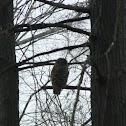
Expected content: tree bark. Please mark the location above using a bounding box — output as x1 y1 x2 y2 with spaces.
0 0 19 126
91 0 126 126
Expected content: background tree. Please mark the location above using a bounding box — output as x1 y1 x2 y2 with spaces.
90 0 126 126
0 0 19 126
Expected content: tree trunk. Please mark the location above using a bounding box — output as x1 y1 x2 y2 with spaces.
0 0 19 126
91 0 126 126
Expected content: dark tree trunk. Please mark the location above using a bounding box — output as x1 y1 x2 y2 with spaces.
91 0 126 126
0 0 19 126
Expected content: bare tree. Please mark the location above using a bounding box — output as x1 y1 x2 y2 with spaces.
15 1 91 126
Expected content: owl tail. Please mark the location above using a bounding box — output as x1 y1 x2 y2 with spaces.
53 87 61 95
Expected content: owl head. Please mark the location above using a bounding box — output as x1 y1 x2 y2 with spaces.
55 58 68 65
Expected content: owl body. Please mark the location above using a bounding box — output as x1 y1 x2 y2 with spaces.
51 58 69 95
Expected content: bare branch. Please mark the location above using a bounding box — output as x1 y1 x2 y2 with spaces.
35 85 90 91
16 27 66 46
71 57 89 126
18 42 89 67
12 22 90 35
36 0 90 13
16 12 87 45
81 118 91 126
18 61 90 71
19 83 90 122
54 16 90 24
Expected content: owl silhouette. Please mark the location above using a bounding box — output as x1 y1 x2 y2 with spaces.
51 58 69 95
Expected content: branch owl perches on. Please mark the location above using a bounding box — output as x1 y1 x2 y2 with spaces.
51 58 69 95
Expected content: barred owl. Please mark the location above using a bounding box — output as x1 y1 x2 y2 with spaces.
51 58 69 95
